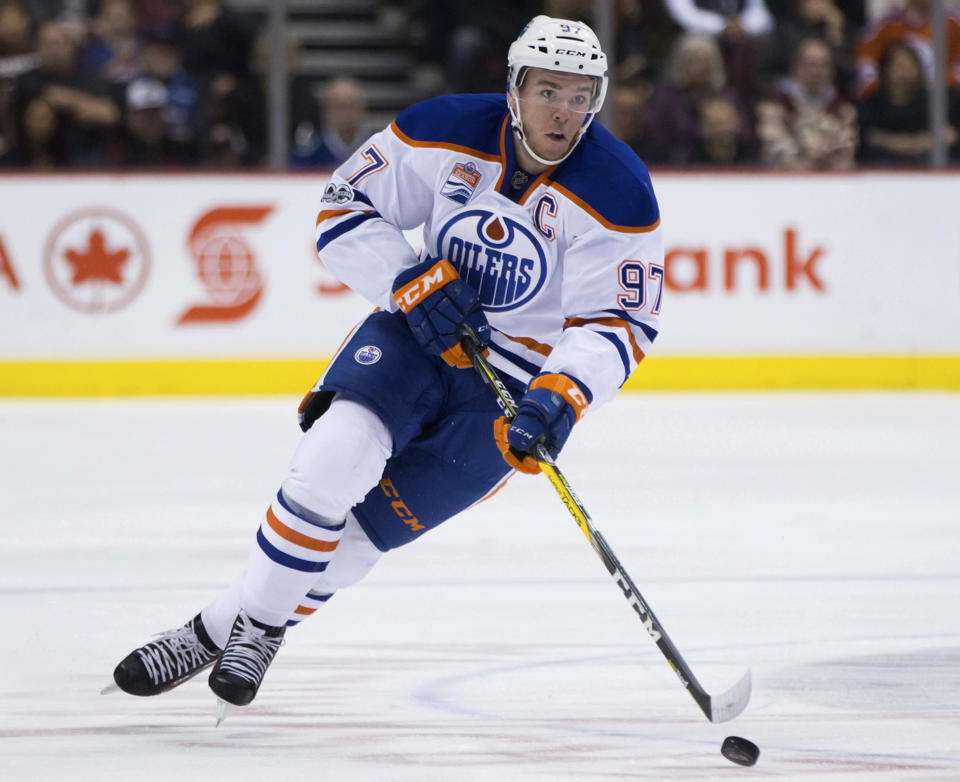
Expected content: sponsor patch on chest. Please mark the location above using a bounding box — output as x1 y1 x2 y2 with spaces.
440 162 482 204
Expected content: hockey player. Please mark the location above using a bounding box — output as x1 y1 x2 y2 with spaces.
111 15 664 712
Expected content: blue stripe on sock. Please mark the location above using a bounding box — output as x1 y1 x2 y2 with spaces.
275 489 346 531
305 591 333 603
256 528 330 573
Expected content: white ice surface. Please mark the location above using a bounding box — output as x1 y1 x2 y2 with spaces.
1 393 958 780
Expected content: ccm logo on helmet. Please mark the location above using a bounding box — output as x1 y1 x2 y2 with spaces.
555 49 586 57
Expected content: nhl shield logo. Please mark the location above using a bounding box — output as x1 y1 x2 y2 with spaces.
354 345 382 365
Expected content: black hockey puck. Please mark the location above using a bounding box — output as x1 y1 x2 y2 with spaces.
721 735 760 766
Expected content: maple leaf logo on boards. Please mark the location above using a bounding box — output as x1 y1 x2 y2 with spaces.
63 228 130 285
43 208 150 314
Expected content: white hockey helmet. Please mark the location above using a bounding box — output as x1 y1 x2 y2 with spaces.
506 15 609 165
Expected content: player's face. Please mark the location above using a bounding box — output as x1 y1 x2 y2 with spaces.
513 68 597 163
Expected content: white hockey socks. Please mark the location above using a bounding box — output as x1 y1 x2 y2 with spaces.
239 491 346 627
287 511 383 625
237 397 392 627
202 512 384 643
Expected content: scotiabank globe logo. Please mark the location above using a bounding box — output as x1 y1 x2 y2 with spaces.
43 208 150 314
178 206 273 324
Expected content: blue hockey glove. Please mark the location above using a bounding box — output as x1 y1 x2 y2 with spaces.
494 373 591 474
392 258 490 368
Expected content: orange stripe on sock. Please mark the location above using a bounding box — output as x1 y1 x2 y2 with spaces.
294 605 317 616
266 507 340 552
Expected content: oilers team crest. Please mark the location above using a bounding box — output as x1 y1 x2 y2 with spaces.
354 345 382 365
435 209 549 312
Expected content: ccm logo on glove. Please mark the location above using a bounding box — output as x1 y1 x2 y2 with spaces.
494 372 591 474
393 262 457 310
392 258 490 368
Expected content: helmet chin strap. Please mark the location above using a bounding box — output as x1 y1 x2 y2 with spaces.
508 93 593 168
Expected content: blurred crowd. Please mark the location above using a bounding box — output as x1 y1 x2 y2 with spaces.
1 0 958 170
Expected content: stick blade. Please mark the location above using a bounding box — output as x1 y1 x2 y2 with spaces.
707 668 752 723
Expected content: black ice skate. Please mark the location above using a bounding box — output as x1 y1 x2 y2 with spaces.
208 610 285 708
112 613 220 696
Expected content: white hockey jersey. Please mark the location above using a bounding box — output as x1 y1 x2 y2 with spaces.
315 93 663 409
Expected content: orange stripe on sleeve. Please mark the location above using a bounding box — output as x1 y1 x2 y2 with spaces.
546 181 661 234
497 330 554 357
266 507 340 552
316 208 353 227
564 316 646 366
390 120 502 161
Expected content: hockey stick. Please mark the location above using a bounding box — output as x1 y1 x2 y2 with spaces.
461 329 751 723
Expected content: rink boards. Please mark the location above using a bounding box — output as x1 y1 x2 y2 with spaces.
1 171 958 394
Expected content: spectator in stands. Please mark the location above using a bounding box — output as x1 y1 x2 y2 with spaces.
82 0 142 87
615 0 681 84
858 40 960 164
402 0 539 94
0 0 34 163
20 0 89 42
689 92 759 164
854 0 960 98
174 0 253 89
292 77 377 169
662 0 774 111
136 29 197 157
173 0 258 166
0 0 32 70
116 72 198 167
13 19 119 166
117 73 168 165
756 37 857 168
131 0 185 36
609 78 664 161
761 0 856 97
614 0 651 84
17 81 55 165
663 0 774 38
643 33 753 163
248 26 321 167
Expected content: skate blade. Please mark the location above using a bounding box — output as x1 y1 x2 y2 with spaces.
215 698 234 727
100 681 121 695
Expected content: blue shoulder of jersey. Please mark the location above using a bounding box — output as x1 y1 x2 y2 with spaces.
553 123 660 230
393 94 507 157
